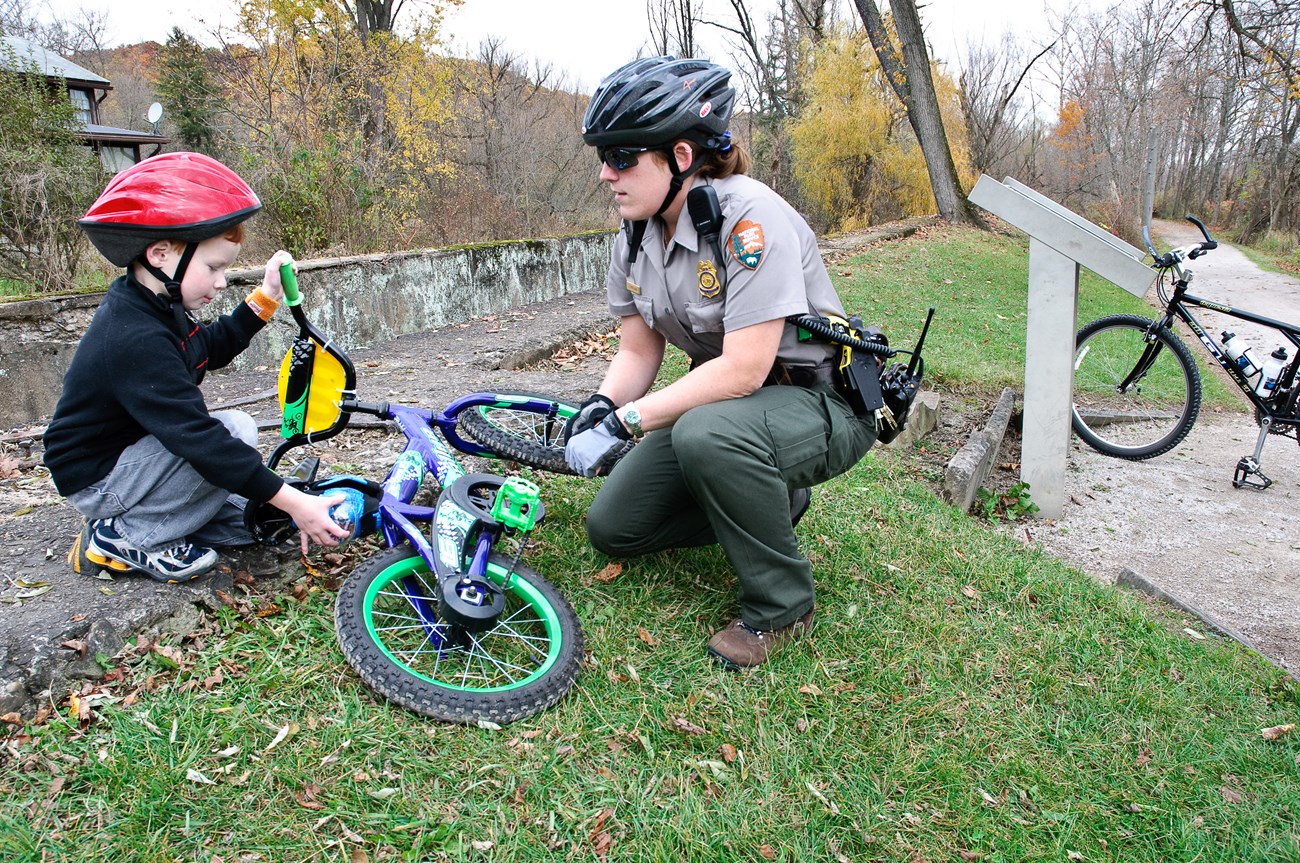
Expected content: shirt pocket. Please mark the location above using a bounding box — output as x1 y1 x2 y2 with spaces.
632 293 655 329
684 299 725 334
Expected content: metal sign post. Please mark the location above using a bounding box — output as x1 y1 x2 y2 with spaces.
968 176 1155 517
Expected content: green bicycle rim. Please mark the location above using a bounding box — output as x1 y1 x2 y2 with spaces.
361 553 565 693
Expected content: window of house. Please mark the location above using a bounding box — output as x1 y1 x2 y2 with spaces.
68 88 93 125
99 146 138 173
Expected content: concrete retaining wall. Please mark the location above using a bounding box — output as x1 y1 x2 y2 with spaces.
0 232 615 430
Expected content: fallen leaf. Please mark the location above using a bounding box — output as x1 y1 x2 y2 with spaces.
961 584 982 600
1262 723 1295 741
637 627 659 647
594 562 623 583
959 852 984 862
186 768 217 785
1066 852 1084 861
295 783 326 810
588 807 613 840
265 721 300 752
15 585 52 600
367 787 398 800
798 682 823 697
1220 786 1243 804
759 845 777 859
720 743 738 763
672 717 706 736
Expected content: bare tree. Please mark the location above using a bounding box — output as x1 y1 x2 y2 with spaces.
0 0 108 58
647 0 696 57
703 0 835 194
959 33 1055 181
853 0 983 226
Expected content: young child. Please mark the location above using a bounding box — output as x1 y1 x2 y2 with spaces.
43 152 348 583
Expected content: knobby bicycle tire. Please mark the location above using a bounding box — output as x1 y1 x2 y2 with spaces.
459 391 581 475
1071 314 1202 460
335 545 583 725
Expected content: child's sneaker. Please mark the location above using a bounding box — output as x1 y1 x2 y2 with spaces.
71 518 130 575
86 518 218 583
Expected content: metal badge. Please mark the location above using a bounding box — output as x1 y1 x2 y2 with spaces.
698 260 721 299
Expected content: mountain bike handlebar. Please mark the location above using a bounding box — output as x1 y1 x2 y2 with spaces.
1144 214 1219 269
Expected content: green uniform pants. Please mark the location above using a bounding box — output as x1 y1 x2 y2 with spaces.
586 384 877 630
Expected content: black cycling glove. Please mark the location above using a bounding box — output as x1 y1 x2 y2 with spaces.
564 393 616 440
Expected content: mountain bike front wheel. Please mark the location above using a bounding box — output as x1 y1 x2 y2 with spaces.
1071 314 1202 460
335 546 583 724
459 391 581 474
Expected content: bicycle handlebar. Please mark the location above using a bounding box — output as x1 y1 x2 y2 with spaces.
340 397 390 417
1145 215 1219 269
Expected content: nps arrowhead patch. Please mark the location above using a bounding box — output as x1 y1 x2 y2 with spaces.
729 219 765 269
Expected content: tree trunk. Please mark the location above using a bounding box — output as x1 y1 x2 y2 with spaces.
853 0 983 226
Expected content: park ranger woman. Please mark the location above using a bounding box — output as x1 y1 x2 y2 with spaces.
564 56 879 668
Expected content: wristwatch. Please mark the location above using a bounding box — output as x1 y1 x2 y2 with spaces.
621 402 644 439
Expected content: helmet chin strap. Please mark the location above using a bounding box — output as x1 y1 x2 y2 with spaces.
626 150 704 264
140 242 199 345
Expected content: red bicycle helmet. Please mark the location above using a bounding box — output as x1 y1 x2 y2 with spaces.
79 152 262 266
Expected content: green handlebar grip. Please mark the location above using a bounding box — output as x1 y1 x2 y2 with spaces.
279 261 301 307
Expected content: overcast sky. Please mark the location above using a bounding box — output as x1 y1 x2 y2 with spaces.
45 0 1102 92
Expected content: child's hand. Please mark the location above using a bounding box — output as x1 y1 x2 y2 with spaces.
268 484 350 554
261 250 295 302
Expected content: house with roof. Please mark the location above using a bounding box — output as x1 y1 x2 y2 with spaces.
0 35 167 171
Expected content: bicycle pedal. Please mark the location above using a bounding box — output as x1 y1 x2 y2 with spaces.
1233 457 1273 490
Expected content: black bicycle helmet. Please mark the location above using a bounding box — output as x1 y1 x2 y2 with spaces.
584 57 736 261
582 56 735 151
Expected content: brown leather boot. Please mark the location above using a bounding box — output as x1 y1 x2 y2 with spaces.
707 610 815 668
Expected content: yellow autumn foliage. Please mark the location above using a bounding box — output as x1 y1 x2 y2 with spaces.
791 27 975 231
226 0 457 251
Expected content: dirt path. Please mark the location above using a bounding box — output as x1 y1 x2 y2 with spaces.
1025 219 1300 672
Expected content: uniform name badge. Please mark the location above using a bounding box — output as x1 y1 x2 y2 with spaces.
626 278 641 296
697 260 721 299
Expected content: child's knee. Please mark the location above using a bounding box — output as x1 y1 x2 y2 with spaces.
213 410 258 447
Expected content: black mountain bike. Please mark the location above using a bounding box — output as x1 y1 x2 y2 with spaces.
1071 215 1300 489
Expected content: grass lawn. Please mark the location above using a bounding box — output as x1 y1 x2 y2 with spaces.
2 225 1295 863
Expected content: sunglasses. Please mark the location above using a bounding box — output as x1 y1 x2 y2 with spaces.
597 146 658 172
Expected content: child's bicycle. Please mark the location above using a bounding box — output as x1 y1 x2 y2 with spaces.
251 263 585 724
1070 215 1300 489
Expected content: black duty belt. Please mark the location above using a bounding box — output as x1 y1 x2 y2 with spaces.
765 361 836 389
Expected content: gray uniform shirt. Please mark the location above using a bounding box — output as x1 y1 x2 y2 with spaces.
605 173 843 370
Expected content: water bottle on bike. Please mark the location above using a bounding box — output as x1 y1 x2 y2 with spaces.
1221 331 1262 378
1256 347 1289 398
328 488 369 547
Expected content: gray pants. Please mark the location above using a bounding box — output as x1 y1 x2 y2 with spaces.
586 385 877 631
67 411 259 551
